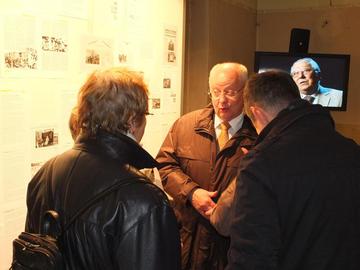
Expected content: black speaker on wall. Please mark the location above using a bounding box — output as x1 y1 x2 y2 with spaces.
289 28 310 54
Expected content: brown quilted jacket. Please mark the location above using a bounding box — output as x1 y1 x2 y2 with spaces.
156 104 257 270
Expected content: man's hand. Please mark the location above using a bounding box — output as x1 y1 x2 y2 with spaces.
241 147 249 155
191 188 218 219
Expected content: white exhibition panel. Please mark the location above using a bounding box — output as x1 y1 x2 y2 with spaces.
0 0 184 268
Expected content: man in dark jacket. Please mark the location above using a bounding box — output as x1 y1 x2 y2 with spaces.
25 67 181 270
156 62 257 270
227 70 360 270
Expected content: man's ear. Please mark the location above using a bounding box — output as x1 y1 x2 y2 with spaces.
250 105 266 122
127 117 136 134
250 105 270 133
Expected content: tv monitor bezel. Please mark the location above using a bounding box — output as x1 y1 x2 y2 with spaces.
254 51 351 111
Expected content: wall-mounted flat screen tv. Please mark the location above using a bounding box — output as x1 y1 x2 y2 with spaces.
254 51 351 111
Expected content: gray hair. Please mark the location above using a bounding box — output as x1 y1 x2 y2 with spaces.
290 58 321 75
209 62 248 86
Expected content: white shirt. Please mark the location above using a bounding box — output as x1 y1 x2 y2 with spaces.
214 113 244 139
125 131 137 141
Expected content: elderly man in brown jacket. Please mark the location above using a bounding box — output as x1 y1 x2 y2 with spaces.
156 62 257 270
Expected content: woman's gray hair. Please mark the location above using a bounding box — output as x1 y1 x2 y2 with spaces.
76 67 149 139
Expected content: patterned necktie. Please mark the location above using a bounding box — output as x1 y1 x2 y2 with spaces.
218 122 230 150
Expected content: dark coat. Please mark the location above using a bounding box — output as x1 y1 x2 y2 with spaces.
156 104 257 270
26 130 181 270
227 100 360 270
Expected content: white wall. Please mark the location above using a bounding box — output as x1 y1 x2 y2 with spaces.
0 1 184 268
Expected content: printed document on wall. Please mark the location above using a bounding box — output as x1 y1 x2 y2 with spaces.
2 15 39 77
41 19 69 75
80 35 114 72
164 26 177 66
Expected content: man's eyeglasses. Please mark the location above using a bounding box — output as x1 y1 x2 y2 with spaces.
291 68 313 78
208 88 241 99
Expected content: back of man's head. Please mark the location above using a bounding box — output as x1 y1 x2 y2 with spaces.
244 70 301 121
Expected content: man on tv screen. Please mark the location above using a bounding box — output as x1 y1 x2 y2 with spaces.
290 58 343 107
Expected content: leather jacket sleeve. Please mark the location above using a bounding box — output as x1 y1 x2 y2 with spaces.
114 202 181 270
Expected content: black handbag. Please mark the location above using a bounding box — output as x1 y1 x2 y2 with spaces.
11 178 135 270
11 210 64 270
12 232 63 270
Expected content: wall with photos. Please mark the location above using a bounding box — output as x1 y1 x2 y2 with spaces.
0 0 184 268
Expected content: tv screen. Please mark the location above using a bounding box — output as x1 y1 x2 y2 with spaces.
254 51 351 111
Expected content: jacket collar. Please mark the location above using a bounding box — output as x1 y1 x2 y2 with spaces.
194 103 215 135
194 103 257 140
74 129 158 170
256 99 334 146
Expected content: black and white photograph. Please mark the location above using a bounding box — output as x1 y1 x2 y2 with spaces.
85 49 100 65
168 39 175 51
163 78 171 88
151 98 161 109
164 27 177 65
42 36 68 52
118 53 127 63
4 48 38 69
167 51 176 63
35 128 58 148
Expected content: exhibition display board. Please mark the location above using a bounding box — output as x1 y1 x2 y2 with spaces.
0 0 184 268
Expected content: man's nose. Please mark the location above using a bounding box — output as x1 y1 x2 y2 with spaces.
217 93 228 102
